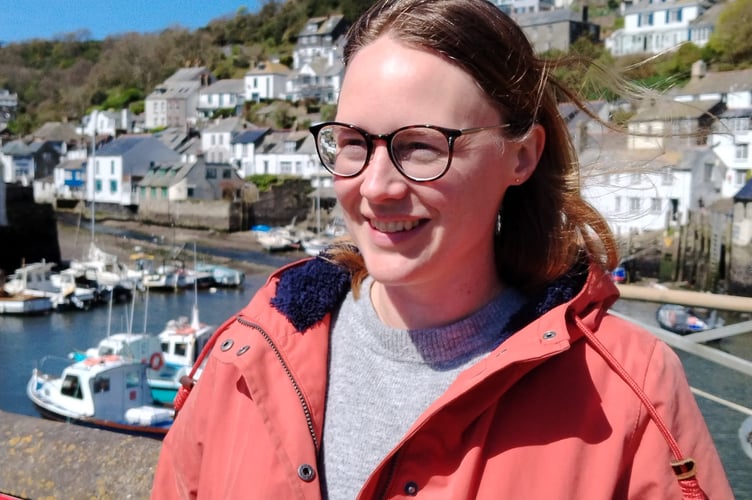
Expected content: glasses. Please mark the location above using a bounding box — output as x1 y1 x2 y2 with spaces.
309 122 509 182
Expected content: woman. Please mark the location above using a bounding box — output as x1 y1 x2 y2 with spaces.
152 0 732 498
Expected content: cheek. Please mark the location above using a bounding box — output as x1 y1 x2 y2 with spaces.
333 178 360 213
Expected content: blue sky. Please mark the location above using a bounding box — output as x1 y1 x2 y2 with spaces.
0 1 260 44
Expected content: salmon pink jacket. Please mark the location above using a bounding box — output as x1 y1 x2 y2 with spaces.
151 257 733 499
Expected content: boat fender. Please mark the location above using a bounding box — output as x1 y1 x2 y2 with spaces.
149 352 165 371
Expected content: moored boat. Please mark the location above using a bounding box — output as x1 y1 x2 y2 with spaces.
27 354 173 439
655 303 723 335
0 293 53 315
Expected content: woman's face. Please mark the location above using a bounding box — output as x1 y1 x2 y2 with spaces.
334 35 539 295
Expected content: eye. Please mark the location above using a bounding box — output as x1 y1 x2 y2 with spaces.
393 129 447 163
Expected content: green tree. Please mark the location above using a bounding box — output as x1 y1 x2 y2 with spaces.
707 0 752 66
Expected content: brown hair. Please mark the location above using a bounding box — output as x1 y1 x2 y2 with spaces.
329 0 618 295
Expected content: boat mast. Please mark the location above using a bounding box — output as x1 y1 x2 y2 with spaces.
190 241 200 330
90 111 97 247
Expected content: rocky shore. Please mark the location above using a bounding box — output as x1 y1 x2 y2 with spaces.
56 217 287 277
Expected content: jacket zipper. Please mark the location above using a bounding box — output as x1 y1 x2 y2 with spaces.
237 316 319 450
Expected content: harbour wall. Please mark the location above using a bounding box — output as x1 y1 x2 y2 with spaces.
0 410 160 499
0 185 60 276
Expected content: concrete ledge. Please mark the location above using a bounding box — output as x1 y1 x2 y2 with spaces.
0 410 161 499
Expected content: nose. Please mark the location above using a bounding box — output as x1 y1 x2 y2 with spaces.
359 139 409 200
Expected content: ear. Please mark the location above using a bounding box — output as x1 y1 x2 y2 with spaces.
510 123 545 183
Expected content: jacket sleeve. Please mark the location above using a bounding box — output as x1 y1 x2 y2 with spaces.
628 339 734 499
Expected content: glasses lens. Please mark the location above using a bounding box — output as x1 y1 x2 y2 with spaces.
391 127 450 181
316 124 368 176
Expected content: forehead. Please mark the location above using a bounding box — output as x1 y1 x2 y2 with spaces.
337 36 498 129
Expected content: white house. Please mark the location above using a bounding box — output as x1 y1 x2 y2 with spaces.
231 128 271 178
254 130 331 187
244 61 290 102
197 78 245 119
287 15 348 104
79 109 136 137
200 116 250 165
606 0 713 56
1 140 35 184
90 135 180 206
670 64 752 199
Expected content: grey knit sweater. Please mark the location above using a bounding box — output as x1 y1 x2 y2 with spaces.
321 276 526 499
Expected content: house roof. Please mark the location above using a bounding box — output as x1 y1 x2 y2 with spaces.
515 8 590 26
297 15 345 37
202 78 244 94
59 158 85 170
1 139 32 155
629 99 718 121
204 116 247 133
165 67 210 83
624 0 702 15
247 61 291 76
233 128 270 144
97 135 153 156
32 121 79 143
735 178 752 203
140 161 190 188
257 130 316 155
671 68 752 97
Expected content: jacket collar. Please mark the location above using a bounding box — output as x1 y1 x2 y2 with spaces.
270 255 613 336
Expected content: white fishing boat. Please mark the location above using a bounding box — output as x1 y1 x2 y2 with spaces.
67 243 142 303
194 262 245 287
3 261 97 311
27 354 173 439
150 303 214 404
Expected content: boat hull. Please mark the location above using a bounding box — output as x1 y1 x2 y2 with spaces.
29 400 170 439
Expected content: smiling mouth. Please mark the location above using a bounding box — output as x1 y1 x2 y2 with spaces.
370 219 423 233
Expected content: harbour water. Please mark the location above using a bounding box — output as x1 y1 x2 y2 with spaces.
1 281 750 496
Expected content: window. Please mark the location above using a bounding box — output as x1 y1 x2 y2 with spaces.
661 168 674 185
95 180 102 192
161 187 168 198
61 375 83 399
93 376 111 393
206 168 217 179
110 160 115 175
735 169 748 185
95 160 100 175
280 161 293 174
615 196 621 212
175 343 187 357
629 197 641 213
187 187 195 197
126 371 140 388
735 144 749 160
110 180 117 193
222 169 232 179
650 198 662 213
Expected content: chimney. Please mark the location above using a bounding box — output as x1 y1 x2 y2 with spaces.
691 60 707 80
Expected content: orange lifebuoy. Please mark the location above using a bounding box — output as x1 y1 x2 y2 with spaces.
149 352 165 371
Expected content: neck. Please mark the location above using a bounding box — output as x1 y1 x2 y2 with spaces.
370 276 504 330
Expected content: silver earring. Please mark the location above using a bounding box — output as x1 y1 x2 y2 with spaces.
496 210 503 235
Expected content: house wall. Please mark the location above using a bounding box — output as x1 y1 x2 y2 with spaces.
137 198 243 231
